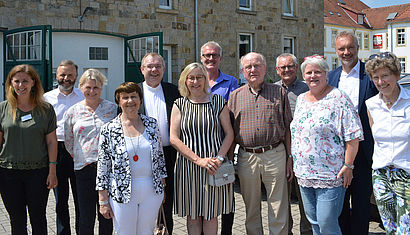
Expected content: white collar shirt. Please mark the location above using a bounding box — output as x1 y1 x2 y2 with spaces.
44 87 84 141
338 61 361 111
365 86 410 173
142 82 169 146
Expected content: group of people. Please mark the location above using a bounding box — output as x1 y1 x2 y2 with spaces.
0 32 407 235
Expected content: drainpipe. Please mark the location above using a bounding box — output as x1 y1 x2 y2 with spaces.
194 0 199 61
389 23 393 53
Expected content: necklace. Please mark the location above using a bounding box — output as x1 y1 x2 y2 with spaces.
122 116 140 162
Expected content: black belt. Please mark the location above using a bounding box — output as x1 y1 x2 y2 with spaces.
241 142 280 154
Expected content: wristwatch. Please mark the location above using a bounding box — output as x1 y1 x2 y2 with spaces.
216 155 225 162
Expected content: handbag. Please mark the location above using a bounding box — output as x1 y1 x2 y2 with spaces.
208 158 235 187
154 204 169 235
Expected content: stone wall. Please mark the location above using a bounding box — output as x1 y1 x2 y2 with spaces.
0 0 324 81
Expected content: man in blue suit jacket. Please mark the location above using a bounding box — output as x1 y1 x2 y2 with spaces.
328 31 378 235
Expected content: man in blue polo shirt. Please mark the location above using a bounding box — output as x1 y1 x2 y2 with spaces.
200 41 238 101
200 41 238 235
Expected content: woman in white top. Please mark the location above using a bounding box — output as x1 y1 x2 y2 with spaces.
96 82 167 235
365 52 410 234
64 69 116 234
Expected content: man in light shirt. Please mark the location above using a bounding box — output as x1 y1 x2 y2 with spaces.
328 31 378 235
138 53 180 235
44 60 84 235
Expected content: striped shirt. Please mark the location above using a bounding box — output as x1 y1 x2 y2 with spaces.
228 82 292 148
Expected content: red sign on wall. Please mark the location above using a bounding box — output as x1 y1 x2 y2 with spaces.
373 35 383 49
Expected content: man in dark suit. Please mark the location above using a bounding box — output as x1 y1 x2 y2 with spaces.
138 52 180 234
328 31 378 235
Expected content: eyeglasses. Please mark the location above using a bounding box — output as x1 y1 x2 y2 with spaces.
304 55 325 60
277 64 296 71
187 75 205 82
202 53 220 59
144 64 163 70
369 52 393 60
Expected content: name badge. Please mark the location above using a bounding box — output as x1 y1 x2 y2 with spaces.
21 114 32 122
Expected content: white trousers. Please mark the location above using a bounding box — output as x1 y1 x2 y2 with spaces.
110 177 163 235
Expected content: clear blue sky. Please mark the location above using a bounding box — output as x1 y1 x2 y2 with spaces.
361 0 410 8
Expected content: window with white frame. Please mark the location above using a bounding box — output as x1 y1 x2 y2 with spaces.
6 30 42 61
364 33 369 50
163 46 173 83
89 47 108 60
159 0 172 9
331 29 337 48
283 37 294 53
239 0 251 10
239 33 253 84
398 57 406 73
239 33 252 58
356 32 362 49
332 57 338 70
283 0 294 16
127 36 160 62
397 28 405 46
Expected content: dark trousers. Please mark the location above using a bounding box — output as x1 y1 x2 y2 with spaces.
0 167 49 235
221 196 235 235
338 149 373 235
163 146 177 235
75 163 112 235
54 142 80 235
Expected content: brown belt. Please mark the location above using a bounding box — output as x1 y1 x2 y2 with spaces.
241 142 280 154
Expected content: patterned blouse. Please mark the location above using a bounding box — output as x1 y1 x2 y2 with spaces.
290 88 363 188
64 100 117 170
96 114 167 203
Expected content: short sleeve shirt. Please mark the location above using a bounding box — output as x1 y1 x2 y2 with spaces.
290 88 363 187
228 82 292 147
0 101 57 169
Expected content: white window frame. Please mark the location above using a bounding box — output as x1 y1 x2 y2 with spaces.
283 37 295 54
283 0 294 17
127 36 160 63
159 0 172 9
6 30 42 61
356 32 362 50
163 46 173 83
238 33 253 84
331 29 338 48
397 28 406 46
239 0 252 11
332 57 338 70
363 33 369 50
398 57 406 73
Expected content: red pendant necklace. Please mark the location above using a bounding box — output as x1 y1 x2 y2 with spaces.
122 116 140 162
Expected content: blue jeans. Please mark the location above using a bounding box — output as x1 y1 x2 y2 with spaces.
299 185 346 235
75 163 112 235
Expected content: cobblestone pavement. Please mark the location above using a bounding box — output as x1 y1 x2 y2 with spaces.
0 181 385 234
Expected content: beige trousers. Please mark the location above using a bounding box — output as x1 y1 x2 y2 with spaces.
237 143 289 235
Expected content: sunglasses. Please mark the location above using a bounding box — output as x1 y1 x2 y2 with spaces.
369 52 393 60
304 55 325 60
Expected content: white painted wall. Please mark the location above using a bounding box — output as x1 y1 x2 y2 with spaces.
52 32 124 102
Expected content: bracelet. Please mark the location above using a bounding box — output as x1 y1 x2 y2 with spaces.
344 163 354 169
216 155 225 162
49 161 58 164
99 200 109 206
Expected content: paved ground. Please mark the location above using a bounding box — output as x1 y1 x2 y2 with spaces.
0 181 385 234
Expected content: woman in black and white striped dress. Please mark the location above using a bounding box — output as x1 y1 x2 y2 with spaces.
170 63 234 235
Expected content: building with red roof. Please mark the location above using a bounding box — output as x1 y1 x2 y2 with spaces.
324 0 410 73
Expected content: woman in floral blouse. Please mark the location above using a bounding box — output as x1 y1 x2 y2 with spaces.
290 55 363 235
365 52 409 234
96 82 167 235
64 69 116 234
